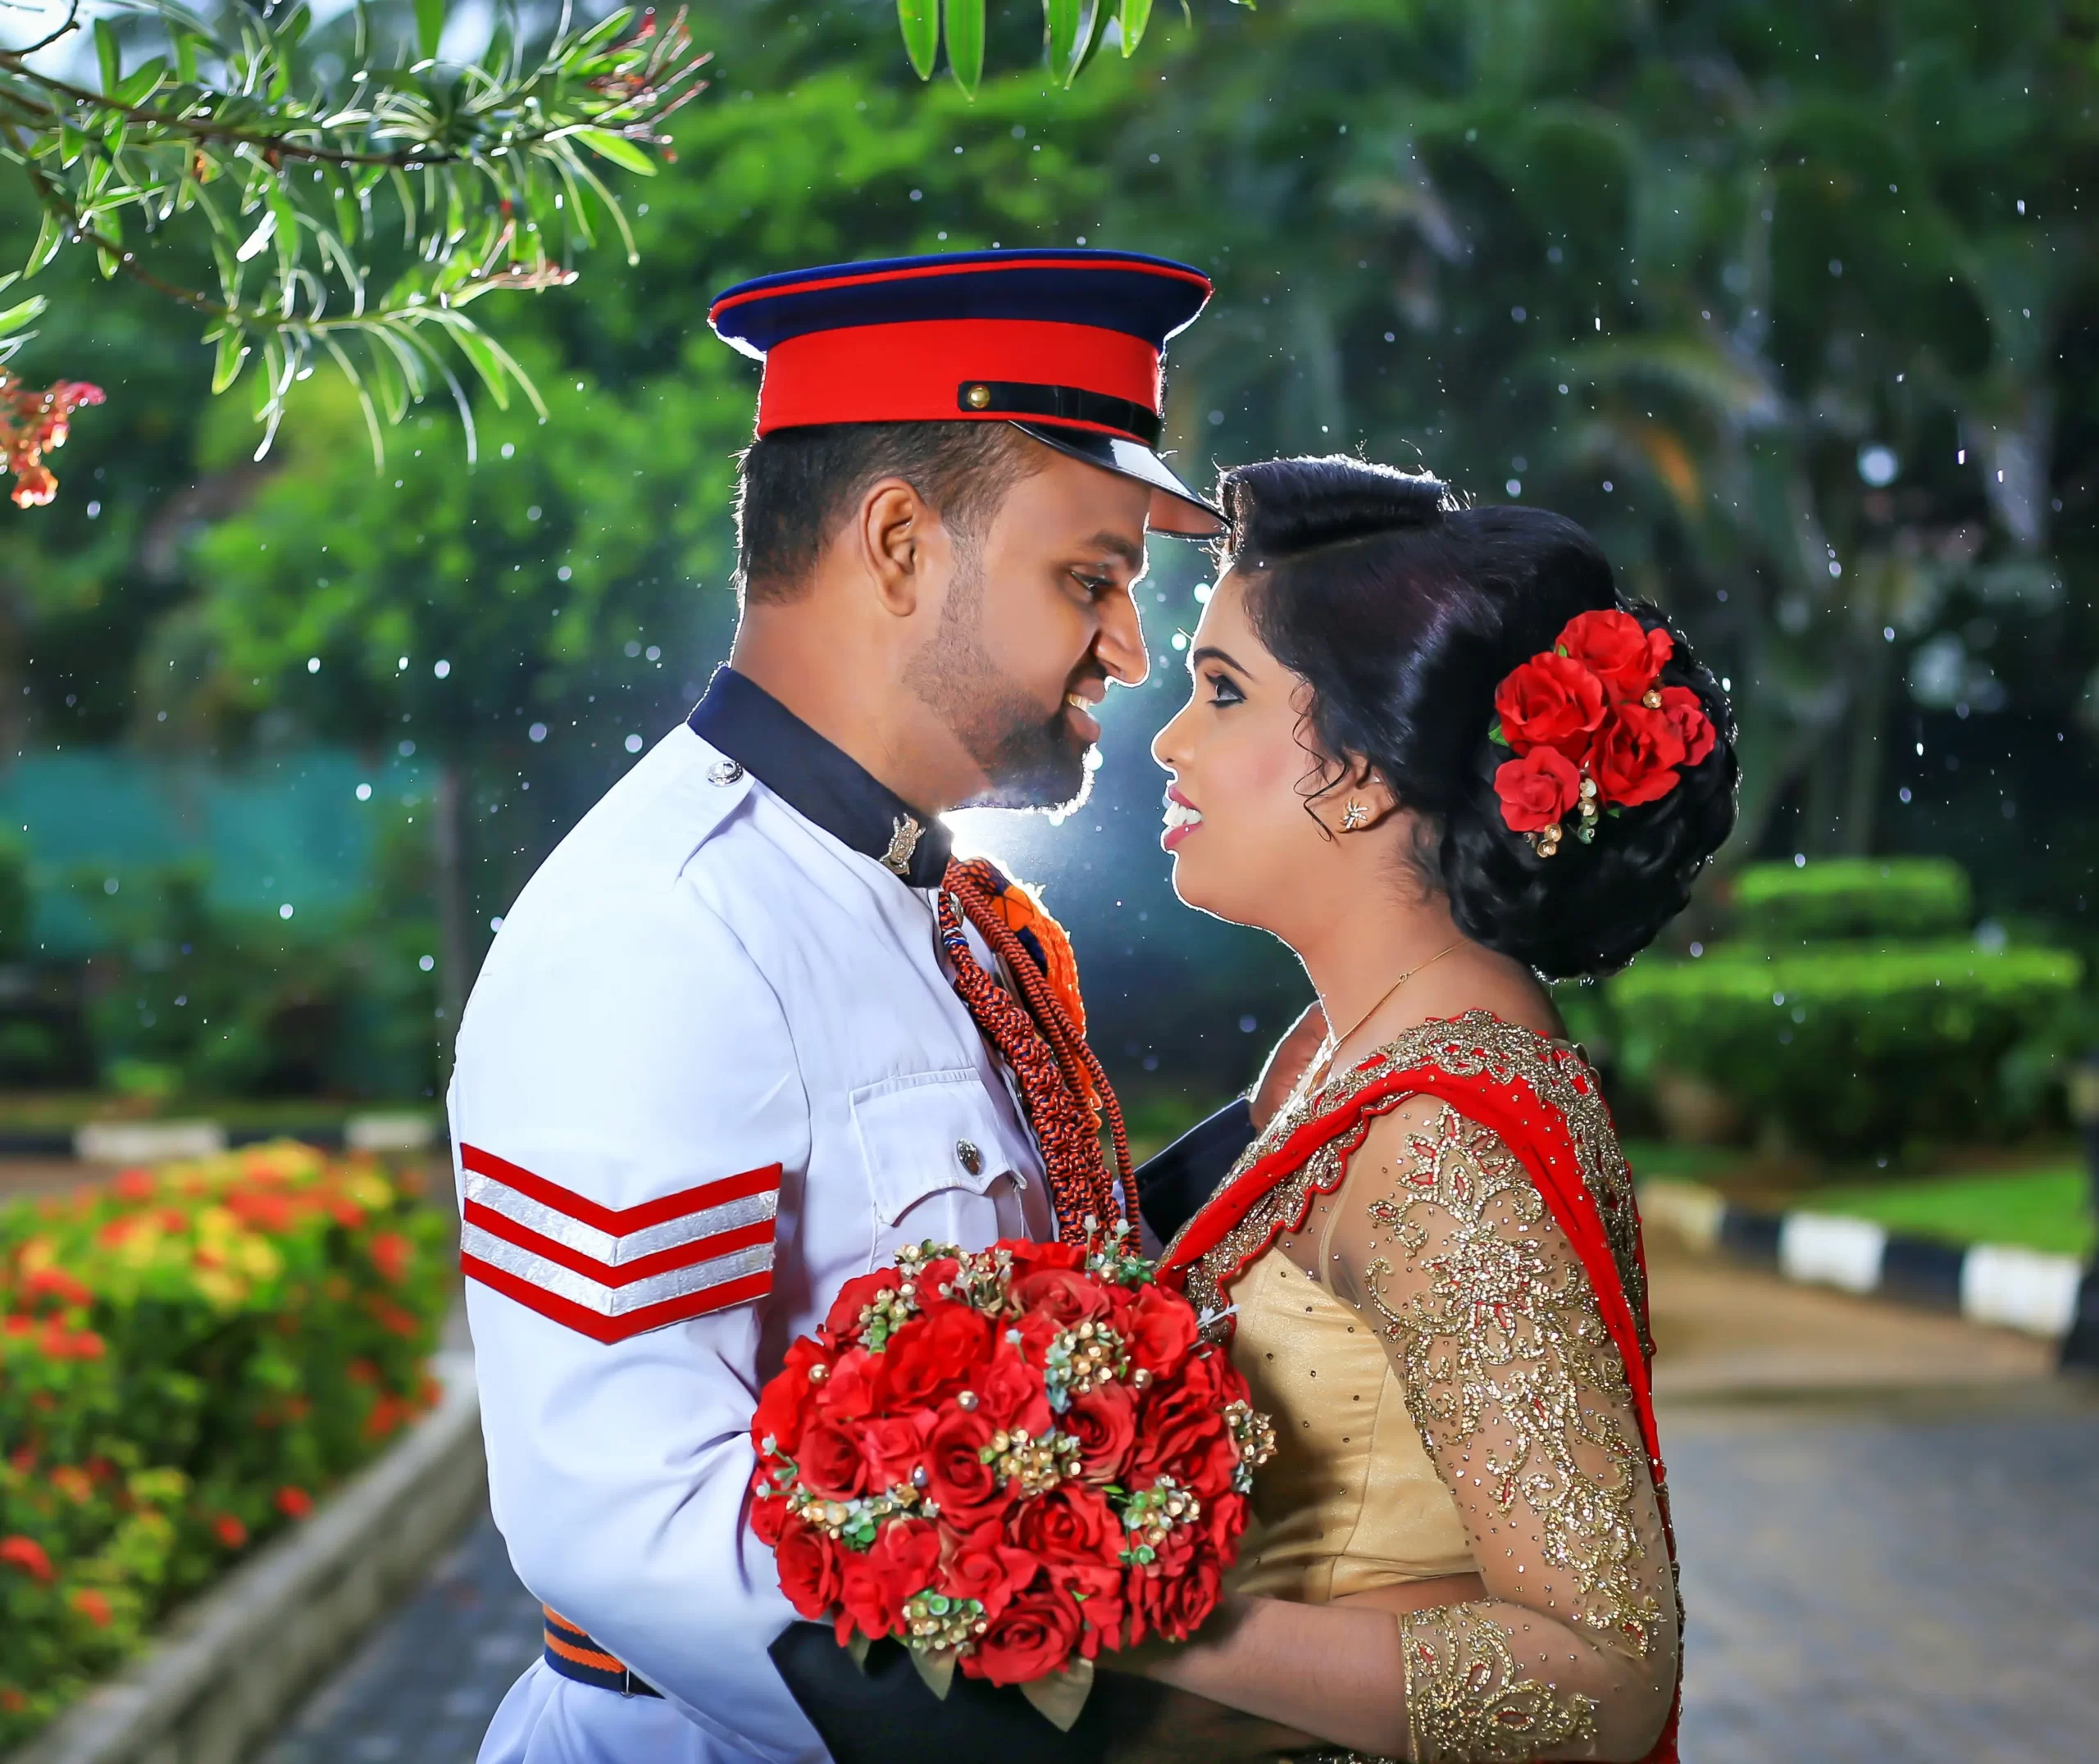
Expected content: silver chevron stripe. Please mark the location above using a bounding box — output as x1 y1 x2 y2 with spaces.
462 1222 773 1316
462 1169 777 1265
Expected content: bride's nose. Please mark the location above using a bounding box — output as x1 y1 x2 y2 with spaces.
1151 698 1194 771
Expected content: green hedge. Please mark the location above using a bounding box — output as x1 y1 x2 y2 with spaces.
1732 857 1973 943
0 1143 451 1743
1609 941 2083 1155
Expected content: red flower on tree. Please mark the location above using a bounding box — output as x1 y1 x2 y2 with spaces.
1 375 104 509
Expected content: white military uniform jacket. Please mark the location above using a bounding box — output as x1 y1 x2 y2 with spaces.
453 668 1058 1764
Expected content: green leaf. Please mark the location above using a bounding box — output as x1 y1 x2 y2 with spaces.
1044 0 1082 75
571 127 658 177
26 209 65 277
415 0 445 62
212 327 249 395
449 324 514 411
95 17 121 93
0 296 48 338
1118 0 1154 56
897 0 939 81
944 0 984 95
1066 0 1114 85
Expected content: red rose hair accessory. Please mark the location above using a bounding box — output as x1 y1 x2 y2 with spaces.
1489 608 1715 857
749 1232 1277 1726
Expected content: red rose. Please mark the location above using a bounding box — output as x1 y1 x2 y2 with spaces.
1004 1239 1086 1277
1131 1538 1223 1644
1492 653 1606 757
867 1516 942 1612
1558 608 1673 698
973 1343 1053 1437
1011 1484 1119 1567
749 1482 791 1547
1493 747 1582 833
1127 1353 1230 1486
795 1418 871 1501
1007 1307 1065 1369
823 1271 899 1343
1203 1491 1250 1558
1124 1284 1198 1380
940 1520 1040 1622
967 1578 1085 1687
922 1409 1011 1528
1065 1380 1137 1484
1009 1265 1110 1328
1055 1559 1129 1658
1657 684 1716 766
776 1519 846 1620
857 1411 935 1491
1590 702 1688 807
813 1349 879 1421
876 1302 991 1411
837 1552 905 1643
752 1337 833 1457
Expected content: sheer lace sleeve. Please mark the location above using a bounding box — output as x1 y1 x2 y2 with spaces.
1316 1096 1679 1762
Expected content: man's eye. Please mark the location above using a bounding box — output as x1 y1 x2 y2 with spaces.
1071 572 1113 598
1206 672 1245 706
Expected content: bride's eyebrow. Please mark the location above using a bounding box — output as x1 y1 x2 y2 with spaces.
1189 643 1250 676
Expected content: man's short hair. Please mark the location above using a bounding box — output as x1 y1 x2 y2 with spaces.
734 421 1039 604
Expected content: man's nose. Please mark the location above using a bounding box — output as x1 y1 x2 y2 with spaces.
1095 583 1150 689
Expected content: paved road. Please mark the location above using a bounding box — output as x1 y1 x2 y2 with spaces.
262 1245 2099 1764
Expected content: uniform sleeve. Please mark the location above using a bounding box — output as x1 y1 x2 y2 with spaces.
1320 1098 1679 1763
449 874 822 1764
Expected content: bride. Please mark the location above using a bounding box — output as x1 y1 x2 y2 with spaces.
1109 455 1737 1762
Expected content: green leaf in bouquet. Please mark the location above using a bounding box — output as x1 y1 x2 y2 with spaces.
911 1646 957 1700
845 1632 874 1674
1018 1655 1095 1731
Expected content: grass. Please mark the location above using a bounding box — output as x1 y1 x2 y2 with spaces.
1801 1162 2094 1260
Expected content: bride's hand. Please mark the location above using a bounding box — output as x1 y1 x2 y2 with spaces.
1248 1002 1328 1130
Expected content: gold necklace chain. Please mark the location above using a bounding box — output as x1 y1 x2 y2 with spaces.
1293 939 1466 1107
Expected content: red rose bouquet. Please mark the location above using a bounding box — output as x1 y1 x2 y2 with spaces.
748 1232 1276 1728
1488 607 1717 857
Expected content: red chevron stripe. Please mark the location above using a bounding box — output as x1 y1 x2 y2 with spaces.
460 1144 781 1236
461 1198 776 1286
462 1253 774 1343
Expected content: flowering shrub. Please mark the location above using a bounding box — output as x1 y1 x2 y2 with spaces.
0 1142 450 1743
0 374 103 510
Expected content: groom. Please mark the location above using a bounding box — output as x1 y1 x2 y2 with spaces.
448 250 1259 1764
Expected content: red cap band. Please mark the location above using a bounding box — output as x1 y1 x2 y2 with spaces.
756 319 1163 440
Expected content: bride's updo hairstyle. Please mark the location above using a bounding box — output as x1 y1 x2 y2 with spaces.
1219 454 1737 979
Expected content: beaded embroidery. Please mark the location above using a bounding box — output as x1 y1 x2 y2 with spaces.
1361 1105 1662 1657
1170 1012 1647 1358
1399 1602 1600 1762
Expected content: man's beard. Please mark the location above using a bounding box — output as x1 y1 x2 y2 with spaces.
904 544 1097 814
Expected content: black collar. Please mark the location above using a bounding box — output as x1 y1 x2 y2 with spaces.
687 668 952 889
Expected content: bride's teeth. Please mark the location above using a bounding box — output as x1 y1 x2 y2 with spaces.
1163 799 1204 830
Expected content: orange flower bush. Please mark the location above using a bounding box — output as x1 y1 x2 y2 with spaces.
0 1143 449 1744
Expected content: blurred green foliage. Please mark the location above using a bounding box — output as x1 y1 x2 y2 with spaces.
0 0 2092 1120
1732 857 1973 944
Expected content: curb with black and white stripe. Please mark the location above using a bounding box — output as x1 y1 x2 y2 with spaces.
1640 1180 2093 1341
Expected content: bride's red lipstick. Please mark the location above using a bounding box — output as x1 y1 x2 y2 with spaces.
1161 784 1204 852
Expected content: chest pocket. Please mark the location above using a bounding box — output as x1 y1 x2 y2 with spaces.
849 1069 1018 1231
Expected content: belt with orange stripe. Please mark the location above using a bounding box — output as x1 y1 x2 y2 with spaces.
542 1606 662 1698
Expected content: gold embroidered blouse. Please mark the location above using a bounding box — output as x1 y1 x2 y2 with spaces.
1177 1015 1681 1763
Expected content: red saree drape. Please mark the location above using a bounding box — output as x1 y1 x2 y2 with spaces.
1159 1024 1681 1764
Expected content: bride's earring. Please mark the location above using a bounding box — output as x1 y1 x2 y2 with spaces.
1340 800 1371 832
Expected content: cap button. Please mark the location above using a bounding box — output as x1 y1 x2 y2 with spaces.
963 383 992 410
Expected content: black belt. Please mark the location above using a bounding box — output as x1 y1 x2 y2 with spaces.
542 1605 663 1698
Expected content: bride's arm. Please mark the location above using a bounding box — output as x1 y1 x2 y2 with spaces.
1127 1097 1680 1762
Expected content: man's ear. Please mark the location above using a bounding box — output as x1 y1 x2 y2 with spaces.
854 477 942 618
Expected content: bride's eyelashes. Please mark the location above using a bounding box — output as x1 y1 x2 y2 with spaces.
1202 670 1245 707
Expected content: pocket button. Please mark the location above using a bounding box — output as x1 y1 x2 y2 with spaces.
955 1139 984 1176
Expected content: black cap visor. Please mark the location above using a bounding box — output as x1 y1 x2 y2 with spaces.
1010 422 1224 538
